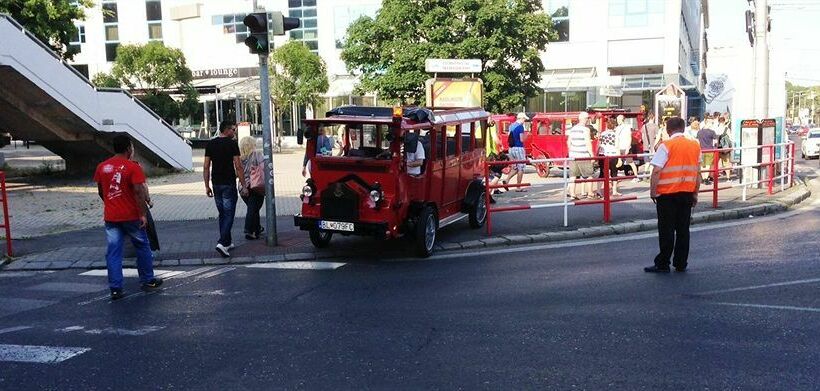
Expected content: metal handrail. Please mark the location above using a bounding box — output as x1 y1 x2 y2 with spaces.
1 13 185 141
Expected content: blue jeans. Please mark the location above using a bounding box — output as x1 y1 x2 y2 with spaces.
105 220 155 290
213 184 238 246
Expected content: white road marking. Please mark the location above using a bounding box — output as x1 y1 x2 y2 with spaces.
712 302 820 313
55 325 164 336
119 267 238 303
246 261 347 270
694 278 820 296
79 269 183 278
0 326 32 335
170 266 217 279
0 344 90 364
193 266 237 280
76 267 214 306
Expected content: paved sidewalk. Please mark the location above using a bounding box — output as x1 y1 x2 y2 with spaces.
2 174 813 271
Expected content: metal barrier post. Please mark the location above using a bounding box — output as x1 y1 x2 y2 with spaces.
562 158 568 227
712 150 719 208
0 172 11 257
767 145 774 195
780 143 786 192
603 157 611 223
484 160 492 235
790 143 796 187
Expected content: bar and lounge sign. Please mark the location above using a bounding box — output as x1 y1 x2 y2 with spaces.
192 67 258 79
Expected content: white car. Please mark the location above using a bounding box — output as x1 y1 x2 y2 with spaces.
801 129 820 159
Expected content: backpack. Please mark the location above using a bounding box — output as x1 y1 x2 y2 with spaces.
719 132 732 149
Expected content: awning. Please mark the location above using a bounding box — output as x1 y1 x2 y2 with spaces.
191 77 245 95
539 67 597 91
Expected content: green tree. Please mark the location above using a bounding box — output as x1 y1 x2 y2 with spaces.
341 0 555 112
0 0 94 60
92 42 199 124
270 41 329 145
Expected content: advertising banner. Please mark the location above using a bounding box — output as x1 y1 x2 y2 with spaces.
654 83 687 124
425 78 483 108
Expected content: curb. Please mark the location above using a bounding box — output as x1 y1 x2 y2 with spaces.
1 178 814 271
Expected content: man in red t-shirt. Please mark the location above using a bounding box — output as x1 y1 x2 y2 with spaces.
93 135 163 300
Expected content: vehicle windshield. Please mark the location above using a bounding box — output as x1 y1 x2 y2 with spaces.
313 123 392 158
808 131 820 138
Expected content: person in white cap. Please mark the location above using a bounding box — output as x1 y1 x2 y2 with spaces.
503 112 530 191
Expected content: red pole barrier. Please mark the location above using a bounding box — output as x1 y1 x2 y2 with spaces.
0 172 11 257
603 157 611 223
712 150 719 208
484 160 492 235
767 145 774 195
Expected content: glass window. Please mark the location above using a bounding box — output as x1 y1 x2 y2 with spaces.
235 33 248 43
474 121 485 148
148 23 163 40
102 3 118 23
70 25 86 44
303 0 316 6
105 42 119 62
289 9 302 18
546 0 569 42
303 18 317 29
290 30 303 40
446 125 458 156
223 15 235 24
304 40 318 51
146 1 162 21
302 29 318 40
609 0 664 28
235 23 247 33
288 0 301 7
105 25 119 41
212 15 222 25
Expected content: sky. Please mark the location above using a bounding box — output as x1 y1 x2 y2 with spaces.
708 0 820 87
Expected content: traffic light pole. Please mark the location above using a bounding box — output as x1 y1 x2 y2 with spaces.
259 53 278 246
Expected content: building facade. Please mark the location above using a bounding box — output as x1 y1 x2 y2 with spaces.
68 0 709 137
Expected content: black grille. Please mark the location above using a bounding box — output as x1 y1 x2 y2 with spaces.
320 182 359 221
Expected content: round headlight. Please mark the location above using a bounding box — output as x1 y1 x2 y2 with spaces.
369 189 382 202
302 185 313 197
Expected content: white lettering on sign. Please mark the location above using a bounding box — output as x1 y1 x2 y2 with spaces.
425 59 483 73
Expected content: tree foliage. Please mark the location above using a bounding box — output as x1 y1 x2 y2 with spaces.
341 0 555 112
92 42 198 124
270 41 330 109
0 0 94 60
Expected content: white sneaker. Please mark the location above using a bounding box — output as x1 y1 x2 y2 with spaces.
631 178 641 183
215 243 230 258
226 243 236 250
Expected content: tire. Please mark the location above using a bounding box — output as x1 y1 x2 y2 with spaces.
468 190 487 228
414 206 437 258
309 229 332 248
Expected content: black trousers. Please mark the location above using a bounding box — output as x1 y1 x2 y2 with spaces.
654 192 695 269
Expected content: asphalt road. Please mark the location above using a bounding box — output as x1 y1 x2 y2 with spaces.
0 191 817 389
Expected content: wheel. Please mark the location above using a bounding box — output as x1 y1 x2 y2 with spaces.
309 229 332 248
414 206 437 257
535 161 550 177
468 190 487 228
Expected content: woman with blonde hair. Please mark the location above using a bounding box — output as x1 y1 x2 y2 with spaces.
238 136 265 240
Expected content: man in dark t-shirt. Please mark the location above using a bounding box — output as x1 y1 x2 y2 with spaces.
697 125 718 184
204 121 247 257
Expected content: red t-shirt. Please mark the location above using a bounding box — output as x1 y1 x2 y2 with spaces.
93 156 146 222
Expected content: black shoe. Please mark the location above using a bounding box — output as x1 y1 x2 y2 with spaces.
493 190 502 195
674 267 687 272
644 265 671 273
245 233 258 240
110 288 124 300
141 278 164 291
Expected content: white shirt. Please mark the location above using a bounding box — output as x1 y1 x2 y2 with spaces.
615 124 632 152
406 141 425 176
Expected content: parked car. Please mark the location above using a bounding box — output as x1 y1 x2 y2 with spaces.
294 106 490 257
801 128 820 159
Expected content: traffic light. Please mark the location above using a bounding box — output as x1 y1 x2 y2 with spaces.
243 12 269 54
269 11 300 36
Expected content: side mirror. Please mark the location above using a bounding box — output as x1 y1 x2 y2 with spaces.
296 128 304 145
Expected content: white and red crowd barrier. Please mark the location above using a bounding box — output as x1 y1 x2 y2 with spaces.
483 142 797 235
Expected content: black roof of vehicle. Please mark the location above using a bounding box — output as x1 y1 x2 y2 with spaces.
326 106 434 123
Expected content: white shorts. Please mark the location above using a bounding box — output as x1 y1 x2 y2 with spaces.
508 147 526 171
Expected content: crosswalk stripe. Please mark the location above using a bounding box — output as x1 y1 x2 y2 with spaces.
0 344 90 364
79 269 182 278
194 266 236 280
245 261 347 270
0 326 32 335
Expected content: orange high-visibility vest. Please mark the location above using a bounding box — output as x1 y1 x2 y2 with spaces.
657 136 701 194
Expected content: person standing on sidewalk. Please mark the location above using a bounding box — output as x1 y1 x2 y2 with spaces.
615 115 640 182
204 121 247 257
697 120 718 185
238 136 265 240
94 134 163 300
567 111 595 199
645 117 701 273
503 112 529 192
641 112 659 178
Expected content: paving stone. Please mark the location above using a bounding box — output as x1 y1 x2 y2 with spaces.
229 257 254 264
480 237 511 246
160 259 180 267
438 242 462 251
48 261 74 270
3 261 29 270
203 257 227 265
179 258 203 266
284 253 316 261
25 262 51 270
459 240 485 250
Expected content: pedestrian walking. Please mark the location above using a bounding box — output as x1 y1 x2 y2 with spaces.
646 117 701 273
566 112 595 199
238 136 265 240
597 118 621 197
716 116 734 179
697 119 718 185
614 115 639 182
94 135 163 300
204 121 247 258
503 112 529 192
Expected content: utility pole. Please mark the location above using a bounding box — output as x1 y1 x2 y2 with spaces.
753 0 769 118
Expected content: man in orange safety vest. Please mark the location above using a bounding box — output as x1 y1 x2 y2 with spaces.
645 117 701 273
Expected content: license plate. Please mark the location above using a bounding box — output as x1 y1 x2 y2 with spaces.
318 220 354 232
